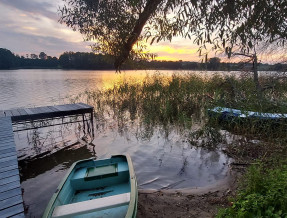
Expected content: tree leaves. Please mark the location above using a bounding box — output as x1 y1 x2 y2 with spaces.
59 0 287 69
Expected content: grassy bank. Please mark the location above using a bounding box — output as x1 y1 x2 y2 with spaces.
217 162 287 217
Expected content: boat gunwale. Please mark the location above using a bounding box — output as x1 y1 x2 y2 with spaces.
124 154 137 218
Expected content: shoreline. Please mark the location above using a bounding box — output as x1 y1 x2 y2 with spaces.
137 169 241 218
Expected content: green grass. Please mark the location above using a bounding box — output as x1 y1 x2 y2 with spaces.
217 162 287 218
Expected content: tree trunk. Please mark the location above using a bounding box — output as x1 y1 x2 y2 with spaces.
114 0 163 70
253 54 262 99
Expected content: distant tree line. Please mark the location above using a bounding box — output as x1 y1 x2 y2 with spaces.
0 48 285 71
0 48 58 69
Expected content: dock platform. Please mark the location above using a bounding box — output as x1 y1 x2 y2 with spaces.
0 117 24 217
0 103 94 217
1 103 93 123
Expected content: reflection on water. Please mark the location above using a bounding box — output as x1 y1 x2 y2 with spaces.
0 69 177 110
20 145 95 218
18 123 231 217
0 69 233 217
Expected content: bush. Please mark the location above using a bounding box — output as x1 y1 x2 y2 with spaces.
217 164 287 218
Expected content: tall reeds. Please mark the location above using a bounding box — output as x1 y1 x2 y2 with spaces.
70 72 287 144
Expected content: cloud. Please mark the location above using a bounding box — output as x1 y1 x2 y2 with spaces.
0 0 203 61
144 39 201 61
0 30 90 57
0 0 93 56
1 0 58 20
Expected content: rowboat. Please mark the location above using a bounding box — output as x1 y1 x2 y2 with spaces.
42 155 137 218
208 106 287 121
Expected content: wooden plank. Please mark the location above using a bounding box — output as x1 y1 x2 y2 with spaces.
53 105 69 111
0 159 18 168
0 129 14 136
0 150 17 159
0 140 15 145
0 147 16 156
0 146 16 153
0 181 20 193
0 134 13 139
0 144 15 152
0 128 13 134
0 123 12 129
17 108 28 116
3 103 94 123
10 213 25 218
3 110 13 117
47 106 60 112
0 194 22 210
0 121 12 127
0 116 12 120
23 108 34 115
0 111 5 118
0 135 14 142
0 139 15 147
77 102 93 109
0 144 15 151
0 129 14 135
0 155 17 164
0 203 24 217
0 164 18 174
0 188 21 201
29 107 43 114
31 107 45 114
68 104 84 110
10 109 21 117
0 138 14 143
0 135 14 140
0 137 15 143
63 104 80 111
37 106 54 113
0 169 19 180
0 175 19 186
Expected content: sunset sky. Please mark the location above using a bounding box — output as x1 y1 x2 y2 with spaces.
0 0 204 61
0 0 284 63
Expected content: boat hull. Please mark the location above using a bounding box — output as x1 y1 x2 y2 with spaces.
208 107 287 122
42 154 137 218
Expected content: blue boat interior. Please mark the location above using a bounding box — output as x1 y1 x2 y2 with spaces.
51 156 131 217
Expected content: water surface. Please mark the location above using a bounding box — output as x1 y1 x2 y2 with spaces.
0 69 231 217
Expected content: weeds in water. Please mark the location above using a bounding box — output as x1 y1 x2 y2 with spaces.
71 72 287 143
188 126 225 149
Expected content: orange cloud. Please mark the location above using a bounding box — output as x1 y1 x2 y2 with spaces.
148 44 198 55
141 41 200 61
22 26 37 31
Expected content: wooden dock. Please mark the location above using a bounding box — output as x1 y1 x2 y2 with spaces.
0 103 94 217
1 103 93 123
0 117 24 217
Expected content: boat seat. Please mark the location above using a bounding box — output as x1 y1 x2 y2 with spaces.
52 193 130 218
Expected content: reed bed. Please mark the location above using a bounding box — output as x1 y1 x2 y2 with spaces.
71 72 287 141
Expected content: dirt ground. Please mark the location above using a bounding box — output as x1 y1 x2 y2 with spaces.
137 171 241 218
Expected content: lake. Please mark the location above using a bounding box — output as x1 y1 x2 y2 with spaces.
0 69 231 217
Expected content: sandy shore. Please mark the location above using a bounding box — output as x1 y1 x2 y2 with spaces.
137 172 239 218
